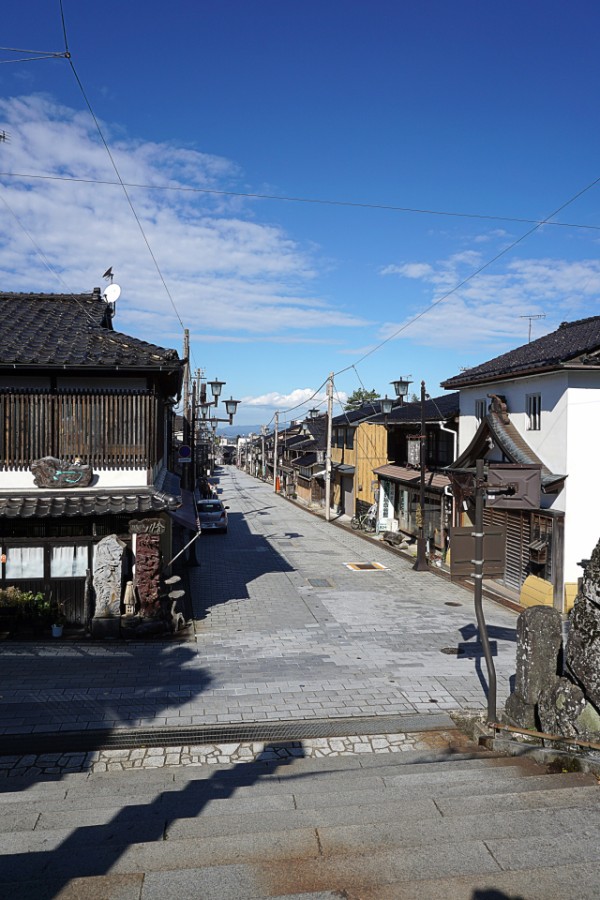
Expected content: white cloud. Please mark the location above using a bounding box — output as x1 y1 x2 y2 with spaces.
376 251 600 349
0 94 367 341
380 262 433 279
241 386 347 415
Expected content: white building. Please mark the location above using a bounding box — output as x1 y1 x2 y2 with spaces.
442 316 600 613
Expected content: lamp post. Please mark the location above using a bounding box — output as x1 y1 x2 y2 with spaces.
325 372 334 522
413 380 429 571
273 411 279 492
195 377 240 477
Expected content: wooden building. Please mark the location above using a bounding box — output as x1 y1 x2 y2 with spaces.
0 288 184 623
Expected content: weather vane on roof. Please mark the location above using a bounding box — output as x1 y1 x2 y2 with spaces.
102 267 114 283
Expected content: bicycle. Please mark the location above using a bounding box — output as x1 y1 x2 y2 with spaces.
350 511 377 533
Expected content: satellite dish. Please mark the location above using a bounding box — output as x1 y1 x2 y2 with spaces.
104 283 121 304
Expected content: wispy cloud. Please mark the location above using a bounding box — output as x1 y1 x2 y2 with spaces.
378 250 600 349
0 94 366 341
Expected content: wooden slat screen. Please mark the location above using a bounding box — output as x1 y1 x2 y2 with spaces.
0 389 158 470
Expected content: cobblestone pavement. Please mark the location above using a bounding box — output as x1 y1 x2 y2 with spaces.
0 466 518 739
0 729 469 777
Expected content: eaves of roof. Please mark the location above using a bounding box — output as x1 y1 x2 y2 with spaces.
373 464 450 492
441 316 600 389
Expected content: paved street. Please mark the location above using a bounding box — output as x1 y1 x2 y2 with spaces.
191 467 517 724
0 466 518 738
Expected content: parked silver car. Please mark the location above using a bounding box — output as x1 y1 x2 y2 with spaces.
197 499 229 533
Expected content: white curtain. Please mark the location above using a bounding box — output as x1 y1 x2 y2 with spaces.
51 545 88 578
5 546 44 579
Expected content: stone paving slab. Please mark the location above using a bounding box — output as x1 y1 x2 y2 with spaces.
0 467 518 743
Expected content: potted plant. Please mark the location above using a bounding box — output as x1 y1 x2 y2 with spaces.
51 601 67 638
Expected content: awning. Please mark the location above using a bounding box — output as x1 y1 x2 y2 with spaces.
168 489 199 532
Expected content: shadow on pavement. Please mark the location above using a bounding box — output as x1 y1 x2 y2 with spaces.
0 642 213 761
0 744 307 898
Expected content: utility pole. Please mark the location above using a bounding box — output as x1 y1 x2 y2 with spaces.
273 412 279 493
261 426 266 480
190 377 197 492
473 458 497 723
325 372 334 522
413 380 429 571
181 330 191 491
182 329 190 425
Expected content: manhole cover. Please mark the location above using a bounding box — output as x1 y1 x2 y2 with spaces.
308 578 333 588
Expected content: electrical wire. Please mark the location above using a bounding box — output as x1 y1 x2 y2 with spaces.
335 172 600 377
0 188 102 328
0 170 598 232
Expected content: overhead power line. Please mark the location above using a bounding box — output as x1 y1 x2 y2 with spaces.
335 171 600 377
0 170 598 232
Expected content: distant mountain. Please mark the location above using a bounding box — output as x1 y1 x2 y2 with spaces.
216 424 262 438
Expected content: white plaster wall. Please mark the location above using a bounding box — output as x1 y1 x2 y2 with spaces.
0 468 149 490
563 372 600 584
459 371 600 586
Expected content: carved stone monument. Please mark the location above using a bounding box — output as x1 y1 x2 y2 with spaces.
135 533 162 618
31 457 93 488
92 534 125 637
566 539 600 711
504 605 562 729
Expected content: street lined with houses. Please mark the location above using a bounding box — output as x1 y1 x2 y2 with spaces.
0 467 518 744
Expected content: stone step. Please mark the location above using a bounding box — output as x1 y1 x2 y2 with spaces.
0 754 541 808
276 862 600 900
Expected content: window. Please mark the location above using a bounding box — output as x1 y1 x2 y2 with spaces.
475 399 486 422
50 545 88 578
526 394 541 431
5 546 44 579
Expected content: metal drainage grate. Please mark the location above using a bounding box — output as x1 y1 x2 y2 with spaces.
0 713 455 757
345 562 388 571
445 601 463 607
308 578 334 588
441 647 462 655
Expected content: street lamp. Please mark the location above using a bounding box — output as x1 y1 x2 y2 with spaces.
308 407 320 419
413 379 429 572
224 397 239 420
207 378 225 406
380 395 394 416
390 377 412 405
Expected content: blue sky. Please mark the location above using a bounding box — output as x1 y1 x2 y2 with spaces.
1 1 599 425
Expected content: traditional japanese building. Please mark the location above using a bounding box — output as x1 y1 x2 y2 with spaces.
0 288 184 623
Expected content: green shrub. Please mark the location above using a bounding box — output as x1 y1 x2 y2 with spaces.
0 588 51 621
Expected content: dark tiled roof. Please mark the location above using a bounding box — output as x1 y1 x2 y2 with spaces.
0 291 181 369
292 452 318 468
332 400 383 427
370 393 459 425
442 317 600 388
0 468 181 519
